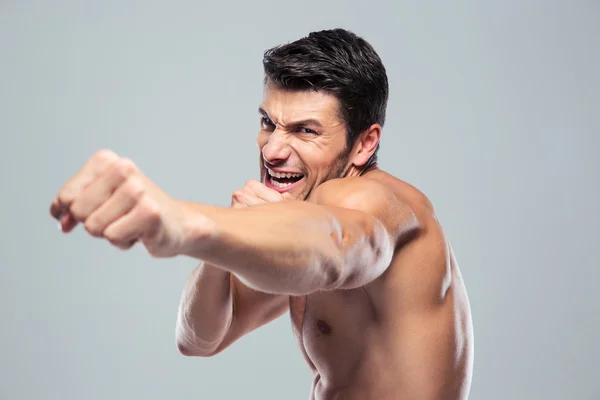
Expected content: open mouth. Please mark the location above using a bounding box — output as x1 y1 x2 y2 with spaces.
265 168 305 191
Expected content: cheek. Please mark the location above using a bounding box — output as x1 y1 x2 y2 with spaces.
304 147 349 181
299 144 339 170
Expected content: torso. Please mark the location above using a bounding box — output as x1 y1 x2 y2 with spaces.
289 170 474 400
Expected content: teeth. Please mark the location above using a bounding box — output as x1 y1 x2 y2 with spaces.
269 177 293 188
267 169 303 179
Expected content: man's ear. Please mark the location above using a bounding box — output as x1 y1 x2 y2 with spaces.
350 124 381 166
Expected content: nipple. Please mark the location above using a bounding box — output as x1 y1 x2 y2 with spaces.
316 319 332 335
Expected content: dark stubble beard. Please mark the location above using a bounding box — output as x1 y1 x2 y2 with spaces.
301 144 352 201
329 144 353 180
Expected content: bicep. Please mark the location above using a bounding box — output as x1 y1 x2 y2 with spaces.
213 275 289 353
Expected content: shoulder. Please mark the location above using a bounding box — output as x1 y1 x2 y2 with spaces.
309 169 431 214
309 172 422 241
309 175 395 212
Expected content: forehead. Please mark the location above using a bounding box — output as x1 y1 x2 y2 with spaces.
260 84 342 125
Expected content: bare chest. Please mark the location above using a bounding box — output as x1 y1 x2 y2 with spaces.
288 288 377 380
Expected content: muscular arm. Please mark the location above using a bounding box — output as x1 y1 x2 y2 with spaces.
175 180 293 357
175 262 288 357
181 178 419 296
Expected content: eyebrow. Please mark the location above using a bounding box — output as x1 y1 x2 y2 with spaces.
258 107 324 129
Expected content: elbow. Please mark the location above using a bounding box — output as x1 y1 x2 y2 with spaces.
175 328 221 358
176 340 200 357
175 331 201 356
320 251 345 290
319 216 358 290
321 221 395 291
176 338 220 358
176 341 213 358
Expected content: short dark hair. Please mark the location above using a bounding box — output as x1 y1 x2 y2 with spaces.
262 28 389 159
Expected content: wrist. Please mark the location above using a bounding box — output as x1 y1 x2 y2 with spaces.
177 200 220 260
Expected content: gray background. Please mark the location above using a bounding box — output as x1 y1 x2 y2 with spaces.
1 1 598 399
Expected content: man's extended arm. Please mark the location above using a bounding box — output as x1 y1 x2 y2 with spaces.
180 178 419 296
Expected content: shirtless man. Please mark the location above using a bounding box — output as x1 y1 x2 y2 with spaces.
50 29 473 399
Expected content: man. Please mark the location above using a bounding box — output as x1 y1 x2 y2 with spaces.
50 29 473 400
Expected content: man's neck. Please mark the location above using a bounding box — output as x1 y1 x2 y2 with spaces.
346 159 379 178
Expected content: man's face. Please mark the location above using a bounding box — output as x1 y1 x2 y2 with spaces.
256 83 351 201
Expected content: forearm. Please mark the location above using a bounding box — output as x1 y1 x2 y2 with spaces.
180 200 390 295
175 262 233 356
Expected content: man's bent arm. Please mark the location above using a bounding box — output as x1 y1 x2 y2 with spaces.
180 179 419 296
175 262 288 357
175 262 233 356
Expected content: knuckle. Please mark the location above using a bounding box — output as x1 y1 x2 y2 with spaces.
84 219 103 237
140 196 160 220
231 192 246 208
93 149 118 164
244 179 260 189
57 189 75 206
122 176 145 198
103 228 120 244
68 203 85 221
117 240 136 251
113 157 138 178
108 238 126 248
103 231 116 243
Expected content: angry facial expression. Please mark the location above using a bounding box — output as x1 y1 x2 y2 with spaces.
256 83 352 200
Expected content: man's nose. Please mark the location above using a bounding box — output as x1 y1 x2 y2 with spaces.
261 130 291 165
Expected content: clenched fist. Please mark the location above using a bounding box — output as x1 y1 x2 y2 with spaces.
231 179 292 209
50 149 187 257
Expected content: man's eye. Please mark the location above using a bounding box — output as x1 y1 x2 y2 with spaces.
261 117 275 130
299 127 317 134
